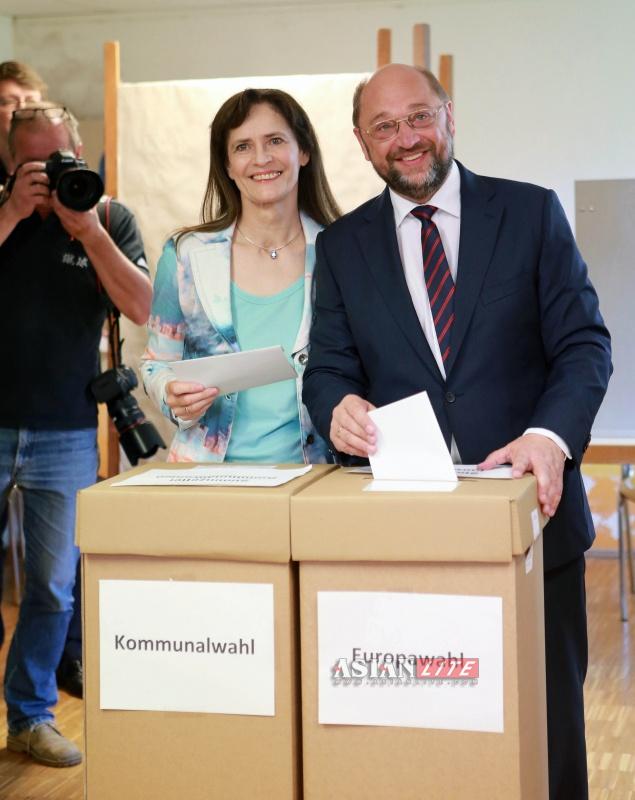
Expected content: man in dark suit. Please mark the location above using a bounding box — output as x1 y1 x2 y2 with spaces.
303 63 611 800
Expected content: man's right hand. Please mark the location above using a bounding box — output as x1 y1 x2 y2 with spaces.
165 380 218 422
3 161 50 222
330 394 377 457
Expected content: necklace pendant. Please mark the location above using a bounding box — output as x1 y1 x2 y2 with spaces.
270 249 278 260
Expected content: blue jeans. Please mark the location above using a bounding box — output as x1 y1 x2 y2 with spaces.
0 427 98 733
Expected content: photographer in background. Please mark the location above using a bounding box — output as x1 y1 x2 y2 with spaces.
0 61 46 649
0 102 152 767
0 61 46 190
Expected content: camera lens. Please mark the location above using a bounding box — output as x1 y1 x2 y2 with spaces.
89 366 166 465
56 168 104 211
119 421 165 465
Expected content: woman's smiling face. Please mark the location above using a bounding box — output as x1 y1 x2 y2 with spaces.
226 102 309 211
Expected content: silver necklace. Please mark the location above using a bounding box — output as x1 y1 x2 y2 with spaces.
236 226 303 260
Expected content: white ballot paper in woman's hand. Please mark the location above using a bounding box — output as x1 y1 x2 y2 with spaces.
169 346 296 394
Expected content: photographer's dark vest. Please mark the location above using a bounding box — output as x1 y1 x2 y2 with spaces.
0 199 147 430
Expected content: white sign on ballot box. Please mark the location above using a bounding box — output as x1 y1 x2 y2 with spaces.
318 591 504 733
99 580 275 715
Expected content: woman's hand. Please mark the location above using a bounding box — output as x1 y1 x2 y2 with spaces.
165 380 219 421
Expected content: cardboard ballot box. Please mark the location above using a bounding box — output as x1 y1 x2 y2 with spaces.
291 469 548 800
76 462 333 800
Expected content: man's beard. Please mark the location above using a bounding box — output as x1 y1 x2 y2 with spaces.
380 137 454 202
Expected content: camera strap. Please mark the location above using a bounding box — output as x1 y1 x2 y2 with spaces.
95 195 123 368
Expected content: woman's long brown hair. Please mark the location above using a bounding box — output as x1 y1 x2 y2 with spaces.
176 88 341 242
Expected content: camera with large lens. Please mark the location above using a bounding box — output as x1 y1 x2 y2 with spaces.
45 150 104 211
89 365 165 466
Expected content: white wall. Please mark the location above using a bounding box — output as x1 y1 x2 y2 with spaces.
12 0 635 225
0 17 13 60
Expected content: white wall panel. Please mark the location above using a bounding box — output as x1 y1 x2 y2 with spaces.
0 17 13 60
12 0 635 229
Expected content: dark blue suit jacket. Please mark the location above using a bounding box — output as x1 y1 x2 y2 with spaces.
303 162 612 571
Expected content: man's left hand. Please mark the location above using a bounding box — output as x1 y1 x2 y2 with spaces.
479 433 566 518
52 193 102 245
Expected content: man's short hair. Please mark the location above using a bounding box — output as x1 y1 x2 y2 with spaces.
352 66 450 128
8 102 81 157
0 61 47 95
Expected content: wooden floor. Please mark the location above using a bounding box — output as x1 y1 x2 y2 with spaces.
0 579 84 800
586 557 635 798
0 557 633 799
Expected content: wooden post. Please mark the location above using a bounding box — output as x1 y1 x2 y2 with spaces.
412 24 431 70
377 28 391 68
99 41 121 478
97 404 119 480
439 54 454 99
103 41 119 198
583 444 635 464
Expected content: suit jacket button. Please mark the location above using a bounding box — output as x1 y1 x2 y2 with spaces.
306 434 315 445
445 392 456 403
298 353 308 365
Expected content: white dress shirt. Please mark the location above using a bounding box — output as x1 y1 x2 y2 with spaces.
389 160 570 461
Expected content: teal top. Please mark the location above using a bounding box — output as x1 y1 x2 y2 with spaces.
225 276 305 463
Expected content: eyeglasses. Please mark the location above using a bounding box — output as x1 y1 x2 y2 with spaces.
0 97 21 109
0 97 47 111
11 106 69 121
363 105 447 141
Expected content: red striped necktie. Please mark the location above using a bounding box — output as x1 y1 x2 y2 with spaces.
411 205 455 364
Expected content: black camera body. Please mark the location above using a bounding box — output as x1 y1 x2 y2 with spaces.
45 150 104 211
89 365 165 466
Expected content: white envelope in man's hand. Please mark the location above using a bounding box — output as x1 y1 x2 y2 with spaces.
368 391 457 482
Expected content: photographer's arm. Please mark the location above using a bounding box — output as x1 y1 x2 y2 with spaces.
52 195 152 325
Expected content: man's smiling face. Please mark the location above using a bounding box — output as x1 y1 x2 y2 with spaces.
354 64 455 203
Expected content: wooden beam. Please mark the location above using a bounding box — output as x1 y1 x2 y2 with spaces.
439 54 454 99
377 28 391 68
103 41 119 198
97 405 121 480
412 24 431 70
583 444 635 465
101 41 121 477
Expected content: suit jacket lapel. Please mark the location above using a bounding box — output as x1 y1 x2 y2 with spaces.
445 163 503 374
358 188 443 381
